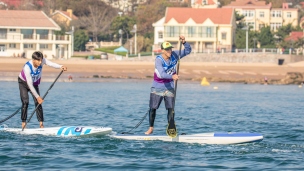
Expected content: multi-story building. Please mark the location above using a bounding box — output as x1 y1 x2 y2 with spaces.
153 7 235 53
50 9 78 28
223 0 298 31
191 0 220 8
0 10 72 59
102 0 147 13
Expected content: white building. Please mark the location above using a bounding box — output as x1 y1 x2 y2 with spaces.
191 0 220 8
153 7 236 53
102 0 147 13
0 10 72 59
152 17 166 52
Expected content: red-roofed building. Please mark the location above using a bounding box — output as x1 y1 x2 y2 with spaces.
0 10 72 59
223 0 298 31
285 31 304 41
50 9 78 27
153 7 235 53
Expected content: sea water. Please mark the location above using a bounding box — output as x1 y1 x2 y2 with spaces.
0 80 303 170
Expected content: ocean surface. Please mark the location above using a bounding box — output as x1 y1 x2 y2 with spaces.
0 79 303 170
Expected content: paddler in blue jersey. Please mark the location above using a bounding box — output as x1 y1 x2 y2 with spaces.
145 35 191 135
18 51 67 129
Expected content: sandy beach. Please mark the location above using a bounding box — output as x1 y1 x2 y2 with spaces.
1 57 304 84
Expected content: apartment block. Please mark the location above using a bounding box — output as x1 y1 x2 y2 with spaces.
223 0 298 31
0 10 72 59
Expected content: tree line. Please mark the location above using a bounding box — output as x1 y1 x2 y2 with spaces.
1 0 303 51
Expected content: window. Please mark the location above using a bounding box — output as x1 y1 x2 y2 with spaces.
206 27 212 37
9 43 16 48
40 44 48 49
271 11 281 17
259 24 264 29
242 10 255 17
0 29 7 39
24 44 33 49
186 26 196 37
9 29 16 32
158 32 163 39
221 32 227 40
198 26 214 38
287 12 291 18
259 12 264 18
270 23 282 30
0 44 6 52
165 26 180 37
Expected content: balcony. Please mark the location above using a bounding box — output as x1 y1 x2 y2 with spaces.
40 35 48 40
0 34 7 39
23 34 33 39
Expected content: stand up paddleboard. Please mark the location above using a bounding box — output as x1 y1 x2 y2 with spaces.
0 125 112 137
113 132 263 145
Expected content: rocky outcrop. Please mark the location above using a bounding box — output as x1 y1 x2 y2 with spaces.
280 72 304 85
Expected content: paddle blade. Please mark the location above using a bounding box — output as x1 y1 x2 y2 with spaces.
166 118 177 138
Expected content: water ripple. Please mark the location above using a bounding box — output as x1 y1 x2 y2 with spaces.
0 81 304 170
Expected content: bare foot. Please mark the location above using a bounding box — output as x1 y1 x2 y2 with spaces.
40 122 44 128
22 122 26 129
145 127 153 135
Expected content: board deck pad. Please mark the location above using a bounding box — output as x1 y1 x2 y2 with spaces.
166 118 177 138
0 125 112 137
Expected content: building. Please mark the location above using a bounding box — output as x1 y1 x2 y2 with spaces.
0 0 43 8
223 0 298 31
285 31 304 42
102 0 147 13
153 7 235 53
50 9 78 28
191 0 220 8
0 10 72 59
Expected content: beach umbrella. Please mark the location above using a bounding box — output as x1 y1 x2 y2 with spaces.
114 46 128 53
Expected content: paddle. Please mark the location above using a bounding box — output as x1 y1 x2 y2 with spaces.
0 107 21 124
166 40 182 138
22 70 64 131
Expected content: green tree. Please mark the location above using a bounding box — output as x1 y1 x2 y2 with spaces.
135 0 188 52
258 26 276 48
294 37 304 49
110 16 136 44
74 29 89 51
234 11 247 48
276 24 294 42
76 0 117 42
235 29 246 49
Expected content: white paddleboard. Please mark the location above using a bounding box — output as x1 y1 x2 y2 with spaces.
0 125 112 137
112 132 263 145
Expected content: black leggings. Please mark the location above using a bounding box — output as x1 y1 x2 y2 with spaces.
18 77 44 122
148 108 174 127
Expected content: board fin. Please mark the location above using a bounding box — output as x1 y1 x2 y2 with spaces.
166 118 177 138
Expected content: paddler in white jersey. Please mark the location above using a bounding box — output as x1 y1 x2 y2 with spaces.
18 51 67 129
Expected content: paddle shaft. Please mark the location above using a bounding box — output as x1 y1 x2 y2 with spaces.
166 41 182 137
22 70 64 131
0 107 21 124
173 42 183 108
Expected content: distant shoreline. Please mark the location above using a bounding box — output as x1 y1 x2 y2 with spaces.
1 57 304 85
